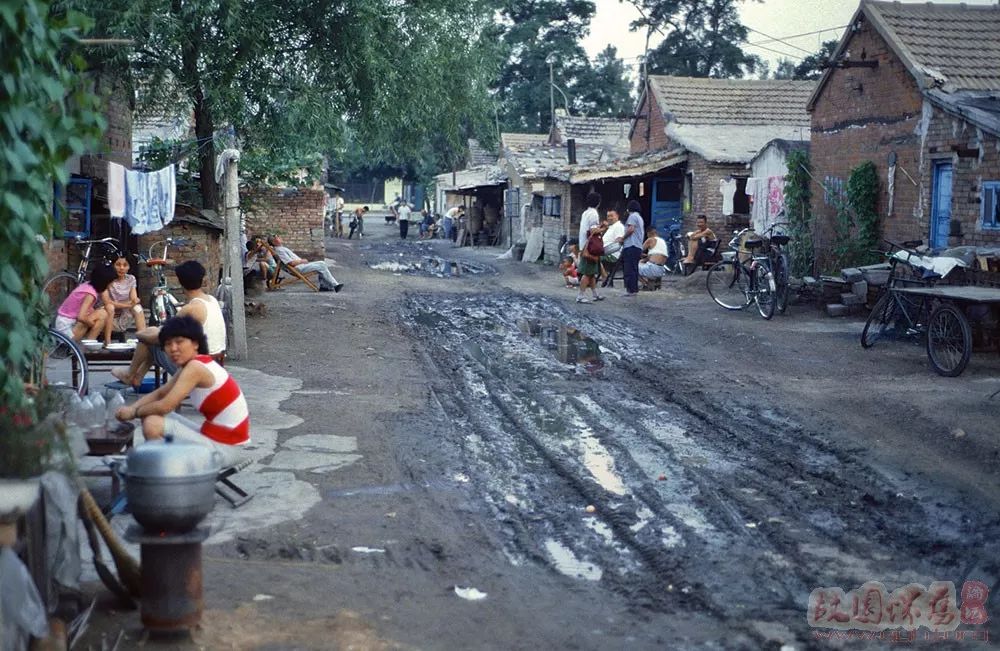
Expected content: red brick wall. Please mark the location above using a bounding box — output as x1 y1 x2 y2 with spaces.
630 91 672 155
685 156 749 238
808 15 925 264
244 187 326 260
135 223 223 301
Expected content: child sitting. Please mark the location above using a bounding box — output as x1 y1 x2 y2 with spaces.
561 244 580 287
102 253 146 335
54 264 117 345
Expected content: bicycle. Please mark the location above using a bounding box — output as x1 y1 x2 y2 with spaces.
139 237 192 326
761 222 792 314
860 240 941 348
705 228 778 319
42 236 123 309
29 328 89 397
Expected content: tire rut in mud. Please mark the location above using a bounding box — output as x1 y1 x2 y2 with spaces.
402 291 1000 643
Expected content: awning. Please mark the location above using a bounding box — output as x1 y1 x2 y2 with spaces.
570 148 687 184
435 165 507 192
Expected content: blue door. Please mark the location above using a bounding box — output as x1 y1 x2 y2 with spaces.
930 162 953 249
651 176 682 236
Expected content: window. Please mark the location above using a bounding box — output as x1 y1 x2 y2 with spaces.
733 177 750 215
982 181 1000 230
542 194 561 217
505 187 521 218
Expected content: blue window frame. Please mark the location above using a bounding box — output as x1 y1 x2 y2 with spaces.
982 181 1000 230
542 195 561 217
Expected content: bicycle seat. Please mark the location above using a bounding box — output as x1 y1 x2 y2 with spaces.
744 239 764 250
770 235 790 246
145 258 170 266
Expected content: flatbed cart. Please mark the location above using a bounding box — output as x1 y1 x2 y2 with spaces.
894 285 1000 377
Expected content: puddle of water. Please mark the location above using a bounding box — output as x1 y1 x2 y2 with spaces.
544 539 603 581
570 416 627 496
518 319 603 370
367 256 491 277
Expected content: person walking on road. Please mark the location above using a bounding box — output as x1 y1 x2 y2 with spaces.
398 202 412 239
617 200 645 297
576 191 603 303
349 206 368 239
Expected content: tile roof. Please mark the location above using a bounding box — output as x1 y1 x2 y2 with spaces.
865 0 1000 92
570 148 688 184
501 140 614 182
647 76 815 127
554 115 631 147
500 133 549 150
925 90 1000 137
467 139 497 167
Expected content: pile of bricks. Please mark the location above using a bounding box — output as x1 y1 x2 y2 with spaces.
820 264 890 317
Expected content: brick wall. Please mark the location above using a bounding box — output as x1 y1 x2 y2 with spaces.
685 156 750 238
80 75 132 183
808 15 925 265
134 221 223 303
922 107 1000 247
244 187 326 260
630 91 671 155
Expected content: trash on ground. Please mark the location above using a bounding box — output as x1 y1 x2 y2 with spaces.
454 586 488 601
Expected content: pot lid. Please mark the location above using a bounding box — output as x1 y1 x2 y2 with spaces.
125 435 222 478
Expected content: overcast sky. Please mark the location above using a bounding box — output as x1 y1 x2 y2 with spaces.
583 0 997 75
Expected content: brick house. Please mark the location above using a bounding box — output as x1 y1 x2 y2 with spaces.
243 186 326 261
807 0 1000 264
571 76 814 243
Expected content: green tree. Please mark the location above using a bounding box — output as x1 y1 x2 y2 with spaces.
68 0 499 206
576 45 637 118
773 58 797 80
1 0 103 411
492 0 597 133
628 0 761 78
792 40 838 80
783 149 814 277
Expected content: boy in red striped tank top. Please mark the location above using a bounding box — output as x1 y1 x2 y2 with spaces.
115 315 249 465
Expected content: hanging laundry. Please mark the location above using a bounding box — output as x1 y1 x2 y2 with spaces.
719 177 737 216
124 164 176 235
745 177 769 233
767 176 785 222
107 162 126 218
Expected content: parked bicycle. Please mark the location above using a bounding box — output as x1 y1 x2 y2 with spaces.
762 222 792 314
706 227 778 319
663 226 688 275
42 236 123 309
859 239 964 348
30 328 89 397
139 237 192 326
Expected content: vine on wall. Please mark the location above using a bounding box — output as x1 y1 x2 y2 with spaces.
0 0 104 413
783 149 814 277
831 161 880 270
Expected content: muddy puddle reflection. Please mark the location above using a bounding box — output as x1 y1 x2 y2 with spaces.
517 319 603 371
367 256 493 277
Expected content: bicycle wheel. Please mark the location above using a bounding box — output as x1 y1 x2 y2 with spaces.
926 304 972 377
706 260 751 310
861 293 899 349
39 329 88 397
755 265 776 320
42 272 79 312
774 253 790 315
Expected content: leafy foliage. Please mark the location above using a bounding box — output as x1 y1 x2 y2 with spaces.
576 46 637 119
628 0 761 78
783 149 814 277
831 161 880 270
792 40 839 81
1 0 103 415
70 0 500 201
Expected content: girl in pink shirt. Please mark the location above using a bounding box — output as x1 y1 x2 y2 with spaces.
54 264 116 345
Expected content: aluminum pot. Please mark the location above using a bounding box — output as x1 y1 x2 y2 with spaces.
124 434 222 532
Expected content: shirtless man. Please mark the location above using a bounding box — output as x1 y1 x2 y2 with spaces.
683 214 716 265
112 261 227 387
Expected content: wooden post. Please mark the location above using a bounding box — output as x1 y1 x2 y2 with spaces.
223 152 248 360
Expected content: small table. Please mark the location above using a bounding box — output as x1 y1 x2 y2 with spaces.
80 347 165 389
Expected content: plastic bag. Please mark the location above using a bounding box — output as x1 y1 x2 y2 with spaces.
1 547 49 650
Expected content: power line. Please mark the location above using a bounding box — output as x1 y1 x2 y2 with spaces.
743 42 806 61
744 26 819 56
747 25 848 47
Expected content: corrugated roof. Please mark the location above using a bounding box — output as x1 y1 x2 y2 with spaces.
925 90 1000 137
866 0 1000 92
434 166 507 191
647 76 814 127
555 115 631 147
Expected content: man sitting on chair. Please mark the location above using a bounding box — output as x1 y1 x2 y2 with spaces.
115 315 249 466
112 261 226 388
683 214 717 267
267 235 344 292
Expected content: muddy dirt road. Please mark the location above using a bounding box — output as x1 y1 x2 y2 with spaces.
81 222 999 650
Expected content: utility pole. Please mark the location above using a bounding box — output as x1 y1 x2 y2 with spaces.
546 53 557 144
221 150 247 360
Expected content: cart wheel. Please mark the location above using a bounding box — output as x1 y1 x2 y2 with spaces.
926 304 972 377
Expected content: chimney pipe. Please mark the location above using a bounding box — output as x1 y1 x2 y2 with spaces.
567 138 577 165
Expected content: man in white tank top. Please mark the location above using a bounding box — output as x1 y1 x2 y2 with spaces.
639 227 669 289
112 261 227 387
